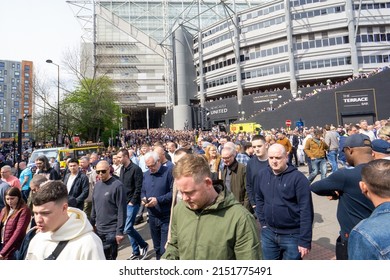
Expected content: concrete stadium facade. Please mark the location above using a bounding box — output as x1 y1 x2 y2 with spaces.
187 0 390 129
69 0 258 129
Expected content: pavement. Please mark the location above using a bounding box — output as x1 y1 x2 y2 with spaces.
117 165 339 260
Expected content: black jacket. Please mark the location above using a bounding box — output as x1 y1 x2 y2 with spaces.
289 134 299 148
37 167 60 180
119 162 143 205
63 171 90 210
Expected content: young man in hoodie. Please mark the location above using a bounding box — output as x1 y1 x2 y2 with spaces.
254 143 313 260
25 180 105 260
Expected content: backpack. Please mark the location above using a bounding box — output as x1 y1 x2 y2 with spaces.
14 227 37 260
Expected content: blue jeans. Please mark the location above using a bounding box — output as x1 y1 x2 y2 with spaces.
148 215 169 260
21 189 30 203
308 158 327 182
96 231 118 260
327 150 338 173
304 153 313 174
125 204 148 255
261 226 301 260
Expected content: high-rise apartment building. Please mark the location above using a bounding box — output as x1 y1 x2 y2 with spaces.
0 60 33 142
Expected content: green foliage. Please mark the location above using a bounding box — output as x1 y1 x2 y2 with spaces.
62 76 122 142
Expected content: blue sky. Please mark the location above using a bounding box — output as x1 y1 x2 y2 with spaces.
0 0 83 89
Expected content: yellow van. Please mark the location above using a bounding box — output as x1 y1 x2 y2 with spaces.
28 143 105 172
229 122 262 134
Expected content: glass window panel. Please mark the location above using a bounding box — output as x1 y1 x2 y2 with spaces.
323 39 329 47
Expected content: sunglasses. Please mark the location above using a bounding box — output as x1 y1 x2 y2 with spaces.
96 170 108 174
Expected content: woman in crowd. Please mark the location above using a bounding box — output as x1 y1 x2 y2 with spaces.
0 187 31 260
203 144 221 180
378 125 390 142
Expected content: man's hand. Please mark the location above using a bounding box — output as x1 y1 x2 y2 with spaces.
145 197 157 208
116 235 125 244
327 191 340 200
298 246 310 258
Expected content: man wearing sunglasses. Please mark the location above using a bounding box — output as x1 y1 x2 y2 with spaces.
90 160 126 260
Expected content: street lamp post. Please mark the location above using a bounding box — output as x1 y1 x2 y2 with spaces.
46 59 61 146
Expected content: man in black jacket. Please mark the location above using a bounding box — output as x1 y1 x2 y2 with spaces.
117 149 149 260
63 158 89 210
288 130 299 166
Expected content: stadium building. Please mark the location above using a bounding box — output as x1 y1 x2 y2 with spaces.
68 1 390 130
67 0 257 129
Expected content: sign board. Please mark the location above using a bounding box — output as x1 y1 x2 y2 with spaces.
335 89 376 125
335 89 375 114
285 119 292 126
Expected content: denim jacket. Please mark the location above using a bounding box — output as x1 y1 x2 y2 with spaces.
348 202 390 260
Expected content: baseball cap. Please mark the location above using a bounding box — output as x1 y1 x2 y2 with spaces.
371 139 390 154
344 134 372 148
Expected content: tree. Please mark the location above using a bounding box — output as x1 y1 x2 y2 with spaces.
31 108 58 145
63 76 122 143
30 72 62 146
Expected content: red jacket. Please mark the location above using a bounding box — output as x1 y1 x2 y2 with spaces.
0 205 31 259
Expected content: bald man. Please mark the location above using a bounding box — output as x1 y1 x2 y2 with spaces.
254 143 313 260
90 160 126 260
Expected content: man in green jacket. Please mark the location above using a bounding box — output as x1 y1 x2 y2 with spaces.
162 154 261 260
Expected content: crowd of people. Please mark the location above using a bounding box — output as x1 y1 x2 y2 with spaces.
249 65 389 118
0 117 389 260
